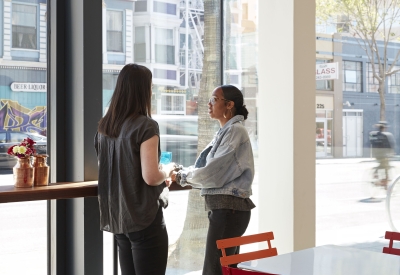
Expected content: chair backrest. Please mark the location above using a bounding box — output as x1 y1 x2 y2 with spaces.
216 232 278 267
383 231 400 256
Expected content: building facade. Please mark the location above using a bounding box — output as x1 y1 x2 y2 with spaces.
316 33 400 158
0 0 258 138
0 0 47 135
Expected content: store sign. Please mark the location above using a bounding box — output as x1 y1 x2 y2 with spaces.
316 63 338 80
10 82 47 92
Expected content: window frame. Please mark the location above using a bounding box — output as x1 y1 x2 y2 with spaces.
342 60 362 93
106 9 124 53
160 93 186 115
5 0 316 274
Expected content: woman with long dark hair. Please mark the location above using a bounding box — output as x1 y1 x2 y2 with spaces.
173 84 255 275
95 63 175 275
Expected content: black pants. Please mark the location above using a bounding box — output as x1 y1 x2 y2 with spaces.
202 209 251 275
114 207 168 275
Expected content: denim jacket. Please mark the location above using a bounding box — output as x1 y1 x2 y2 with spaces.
178 115 254 198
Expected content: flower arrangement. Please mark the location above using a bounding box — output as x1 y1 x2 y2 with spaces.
7 137 36 158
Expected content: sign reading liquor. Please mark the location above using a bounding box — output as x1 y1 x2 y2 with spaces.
10 82 47 92
316 62 338 80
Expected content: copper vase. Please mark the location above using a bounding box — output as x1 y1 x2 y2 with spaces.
13 157 34 188
33 154 49 186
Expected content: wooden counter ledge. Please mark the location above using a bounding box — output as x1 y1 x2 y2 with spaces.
0 181 98 203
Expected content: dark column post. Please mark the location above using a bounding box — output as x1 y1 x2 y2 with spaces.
48 0 103 274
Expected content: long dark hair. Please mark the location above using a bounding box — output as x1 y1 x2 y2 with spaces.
98 64 152 137
220 85 249 120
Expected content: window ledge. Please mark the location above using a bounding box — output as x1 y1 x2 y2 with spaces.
0 181 98 203
0 180 193 203
11 48 40 52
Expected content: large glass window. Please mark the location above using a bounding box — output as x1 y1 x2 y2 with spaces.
316 0 400 254
102 0 259 273
107 10 123 52
12 4 37 49
1 1 48 274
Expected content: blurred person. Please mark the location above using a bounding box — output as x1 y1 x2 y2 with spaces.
369 121 396 187
172 85 255 275
94 63 176 275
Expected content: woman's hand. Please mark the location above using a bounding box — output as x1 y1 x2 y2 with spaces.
165 178 172 187
170 171 177 182
160 162 176 178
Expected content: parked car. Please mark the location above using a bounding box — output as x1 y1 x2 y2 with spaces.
0 130 47 169
153 115 219 167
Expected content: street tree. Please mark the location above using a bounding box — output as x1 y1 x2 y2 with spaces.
316 0 400 121
167 0 222 271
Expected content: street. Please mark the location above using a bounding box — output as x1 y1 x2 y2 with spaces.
0 159 398 274
316 159 398 250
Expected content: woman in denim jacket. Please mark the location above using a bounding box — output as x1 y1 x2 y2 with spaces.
173 85 255 275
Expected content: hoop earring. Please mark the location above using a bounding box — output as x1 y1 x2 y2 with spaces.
223 109 232 119
223 109 228 119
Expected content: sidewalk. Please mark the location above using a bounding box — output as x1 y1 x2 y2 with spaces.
316 157 375 165
317 155 400 165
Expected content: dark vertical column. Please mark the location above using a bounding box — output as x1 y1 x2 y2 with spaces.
48 0 103 274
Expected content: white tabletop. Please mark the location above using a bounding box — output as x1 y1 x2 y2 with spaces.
238 245 400 275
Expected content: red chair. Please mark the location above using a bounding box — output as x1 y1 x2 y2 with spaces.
216 232 278 275
383 231 400 256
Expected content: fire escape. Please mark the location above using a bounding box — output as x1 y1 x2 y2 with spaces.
180 0 204 91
